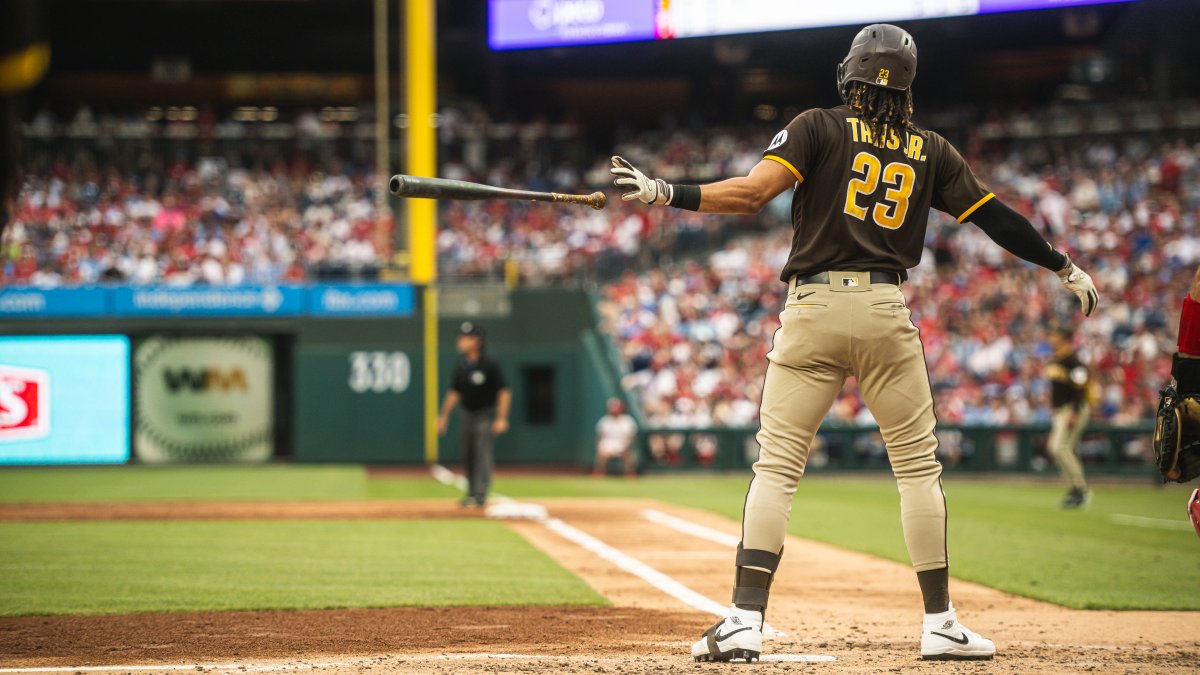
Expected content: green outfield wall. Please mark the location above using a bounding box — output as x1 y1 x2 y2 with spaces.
0 286 626 465
0 285 1157 473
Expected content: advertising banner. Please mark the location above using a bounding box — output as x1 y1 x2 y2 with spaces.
0 284 415 319
0 287 108 317
309 283 416 317
488 0 1137 48
112 285 306 317
135 337 274 463
489 0 657 49
0 336 130 465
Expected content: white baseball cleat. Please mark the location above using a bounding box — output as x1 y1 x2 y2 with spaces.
920 602 995 660
691 606 762 663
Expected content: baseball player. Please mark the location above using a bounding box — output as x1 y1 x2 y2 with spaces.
1045 327 1092 508
611 24 1098 662
437 322 510 507
594 398 638 478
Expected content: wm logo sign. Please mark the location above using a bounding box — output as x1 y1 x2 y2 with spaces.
163 368 248 393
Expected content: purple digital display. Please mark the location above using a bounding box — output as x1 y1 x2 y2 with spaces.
979 0 1134 12
489 0 1137 50
489 0 658 50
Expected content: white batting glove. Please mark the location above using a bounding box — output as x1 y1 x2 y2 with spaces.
610 156 672 205
1057 256 1099 317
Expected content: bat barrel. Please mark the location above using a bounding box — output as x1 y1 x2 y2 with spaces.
389 174 606 210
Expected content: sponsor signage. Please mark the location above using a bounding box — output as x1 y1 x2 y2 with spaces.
310 284 415 317
0 284 415 319
0 287 108 317
0 364 50 443
489 0 657 49
488 0 1137 49
135 337 274 463
0 336 130 465
112 285 306 316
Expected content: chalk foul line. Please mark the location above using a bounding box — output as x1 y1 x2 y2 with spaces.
1109 513 1194 531
428 465 786 638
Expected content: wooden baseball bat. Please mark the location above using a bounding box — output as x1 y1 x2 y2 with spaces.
389 174 606 210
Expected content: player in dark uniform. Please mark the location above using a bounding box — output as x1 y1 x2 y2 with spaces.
436 322 510 507
611 24 1098 663
1046 327 1091 508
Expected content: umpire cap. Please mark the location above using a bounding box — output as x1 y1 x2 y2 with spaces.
837 24 917 100
459 321 484 339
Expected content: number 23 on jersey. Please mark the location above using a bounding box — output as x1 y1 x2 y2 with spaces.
843 151 916 230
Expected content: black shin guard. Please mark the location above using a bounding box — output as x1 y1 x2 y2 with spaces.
732 544 781 616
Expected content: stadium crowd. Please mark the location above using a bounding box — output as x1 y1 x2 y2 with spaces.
2 104 1197 431
3 132 388 286
2 107 780 285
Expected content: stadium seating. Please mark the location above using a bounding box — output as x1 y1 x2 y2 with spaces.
4 105 1195 428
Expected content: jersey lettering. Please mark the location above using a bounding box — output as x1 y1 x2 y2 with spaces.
846 118 925 162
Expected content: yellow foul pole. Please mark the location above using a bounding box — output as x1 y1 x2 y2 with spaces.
373 0 389 257
405 0 438 464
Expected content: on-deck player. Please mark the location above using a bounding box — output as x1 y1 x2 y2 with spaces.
611 23 1099 662
1045 327 1092 508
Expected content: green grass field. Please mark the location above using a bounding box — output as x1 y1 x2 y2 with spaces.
0 466 1196 614
0 519 605 616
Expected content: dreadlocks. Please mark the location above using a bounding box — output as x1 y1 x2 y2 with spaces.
845 81 916 147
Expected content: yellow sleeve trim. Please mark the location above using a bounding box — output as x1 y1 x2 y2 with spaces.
764 155 804 183
0 43 50 96
956 192 995 223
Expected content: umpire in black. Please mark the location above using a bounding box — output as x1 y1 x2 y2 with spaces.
437 322 510 507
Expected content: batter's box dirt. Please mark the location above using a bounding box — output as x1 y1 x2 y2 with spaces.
0 606 704 671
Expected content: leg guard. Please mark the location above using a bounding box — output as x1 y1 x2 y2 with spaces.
732 544 782 617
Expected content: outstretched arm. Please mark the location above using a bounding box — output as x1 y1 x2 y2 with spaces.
697 160 797 214
966 198 1098 316
610 156 795 215
965 198 1066 271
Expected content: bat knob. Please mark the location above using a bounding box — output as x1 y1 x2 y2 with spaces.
589 192 607 210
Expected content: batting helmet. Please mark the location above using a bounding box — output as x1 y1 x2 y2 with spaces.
837 24 918 102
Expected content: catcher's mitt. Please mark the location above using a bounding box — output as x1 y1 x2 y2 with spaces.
1153 355 1200 483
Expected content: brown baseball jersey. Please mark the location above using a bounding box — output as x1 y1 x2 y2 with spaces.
763 105 994 282
1047 349 1089 410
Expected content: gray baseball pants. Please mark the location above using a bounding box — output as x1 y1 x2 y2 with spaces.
461 407 495 504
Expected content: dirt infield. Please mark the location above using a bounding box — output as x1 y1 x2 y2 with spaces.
0 606 702 670
1 497 1197 673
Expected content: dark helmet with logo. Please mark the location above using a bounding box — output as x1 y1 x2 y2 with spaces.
837 24 917 103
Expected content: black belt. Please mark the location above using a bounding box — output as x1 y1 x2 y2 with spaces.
793 271 901 287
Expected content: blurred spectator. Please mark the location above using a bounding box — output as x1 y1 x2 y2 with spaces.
594 398 638 478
